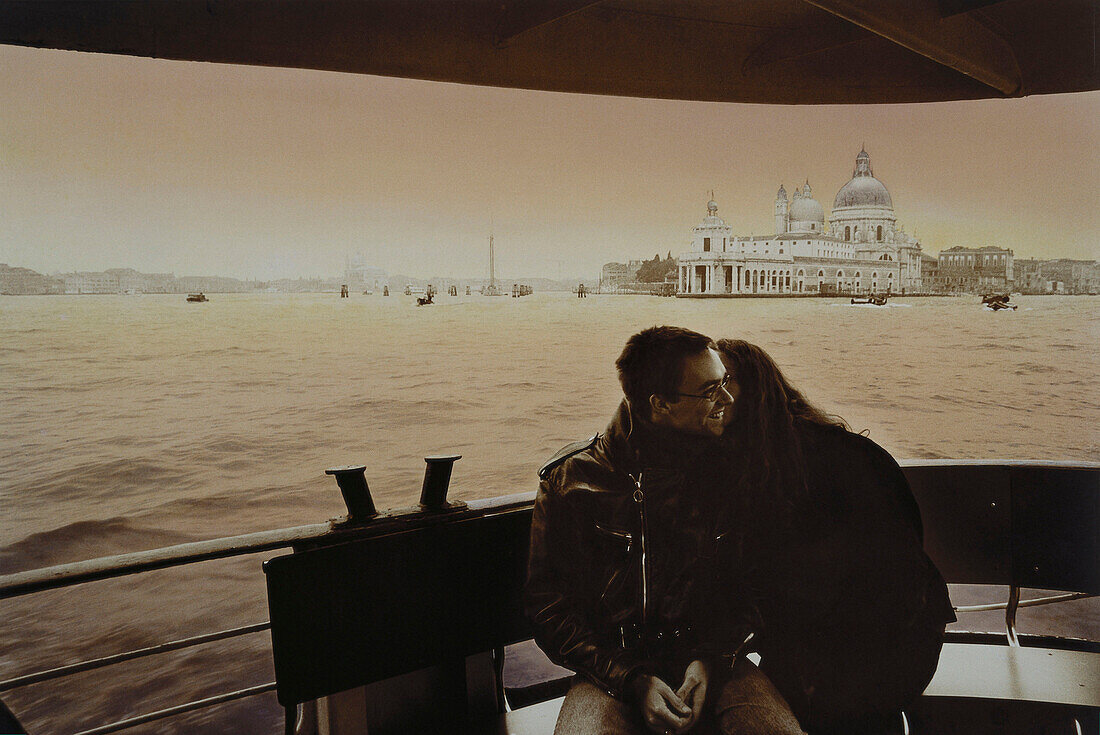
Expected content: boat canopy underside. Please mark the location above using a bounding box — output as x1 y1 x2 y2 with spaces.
1 0 1097 105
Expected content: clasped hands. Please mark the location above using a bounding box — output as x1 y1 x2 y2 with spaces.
632 659 709 734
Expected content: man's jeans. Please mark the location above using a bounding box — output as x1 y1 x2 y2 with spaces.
553 658 807 735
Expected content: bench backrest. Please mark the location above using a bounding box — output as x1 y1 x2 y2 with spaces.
904 462 1099 594
264 506 532 708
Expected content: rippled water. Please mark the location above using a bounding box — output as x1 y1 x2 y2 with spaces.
1 292 1097 733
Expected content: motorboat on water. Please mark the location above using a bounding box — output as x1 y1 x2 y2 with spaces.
185 292 208 302
851 295 888 306
982 293 1017 310
1 2 1097 734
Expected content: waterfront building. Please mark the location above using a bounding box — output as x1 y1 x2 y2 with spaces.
344 253 388 293
1015 258 1100 294
600 260 645 291
921 253 941 291
62 271 121 294
0 264 63 295
60 268 176 294
1041 259 1100 294
107 268 175 293
677 148 923 296
1014 258 1046 293
937 246 1014 293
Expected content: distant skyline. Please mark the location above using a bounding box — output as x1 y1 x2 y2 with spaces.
1 45 1098 281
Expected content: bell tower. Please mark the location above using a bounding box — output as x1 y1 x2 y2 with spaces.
774 184 788 234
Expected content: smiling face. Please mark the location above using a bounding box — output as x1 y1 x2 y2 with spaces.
652 348 736 437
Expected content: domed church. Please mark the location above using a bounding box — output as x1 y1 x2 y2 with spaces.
678 148 923 296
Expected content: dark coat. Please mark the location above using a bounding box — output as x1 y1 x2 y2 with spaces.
739 421 956 728
525 401 755 700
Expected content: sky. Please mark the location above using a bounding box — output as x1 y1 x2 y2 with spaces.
1 44 1098 281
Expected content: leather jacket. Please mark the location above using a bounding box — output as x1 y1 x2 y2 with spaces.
738 421 956 726
525 401 755 700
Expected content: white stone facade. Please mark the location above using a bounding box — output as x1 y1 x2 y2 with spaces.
678 149 923 295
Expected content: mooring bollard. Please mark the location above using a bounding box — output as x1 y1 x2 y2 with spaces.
325 465 378 521
419 455 462 510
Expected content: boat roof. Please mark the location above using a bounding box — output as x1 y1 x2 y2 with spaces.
1 0 1096 105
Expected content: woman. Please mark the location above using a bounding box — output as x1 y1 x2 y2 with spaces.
713 339 955 734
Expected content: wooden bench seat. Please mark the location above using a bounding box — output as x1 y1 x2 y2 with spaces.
926 644 1100 708
496 643 1100 733
496 698 564 734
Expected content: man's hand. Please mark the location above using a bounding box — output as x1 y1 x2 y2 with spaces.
671 659 710 733
632 673 693 733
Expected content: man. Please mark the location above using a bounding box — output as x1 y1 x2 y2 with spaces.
525 326 803 734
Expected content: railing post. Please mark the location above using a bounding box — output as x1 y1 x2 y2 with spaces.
325 465 378 522
419 455 463 511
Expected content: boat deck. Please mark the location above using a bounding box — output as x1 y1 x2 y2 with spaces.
1 461 1097 734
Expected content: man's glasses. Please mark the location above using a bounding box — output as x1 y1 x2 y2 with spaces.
675 373 731 402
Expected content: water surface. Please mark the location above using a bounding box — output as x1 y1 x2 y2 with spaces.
1 292 1096 733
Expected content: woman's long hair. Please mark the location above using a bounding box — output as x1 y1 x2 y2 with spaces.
716 339 848 524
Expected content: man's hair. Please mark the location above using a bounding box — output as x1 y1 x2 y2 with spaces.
616 326 715 413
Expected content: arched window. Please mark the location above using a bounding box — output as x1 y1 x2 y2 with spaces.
872 271 878 279
844 226 850 240
877 225 883 241
836 270 844 279
797 269 805 277
818 270 824 277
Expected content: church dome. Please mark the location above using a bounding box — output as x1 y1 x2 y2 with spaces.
698 199 728 228
834 176 893 208
833 147 893 209
789 194 824 222
789 181 824 224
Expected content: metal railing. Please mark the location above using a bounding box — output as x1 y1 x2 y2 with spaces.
0 524 324 734
954 590 1095 648
0 454 532 735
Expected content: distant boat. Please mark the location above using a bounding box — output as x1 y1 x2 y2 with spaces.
982 293 1016 310
186 293 208 302
851 295 887 306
